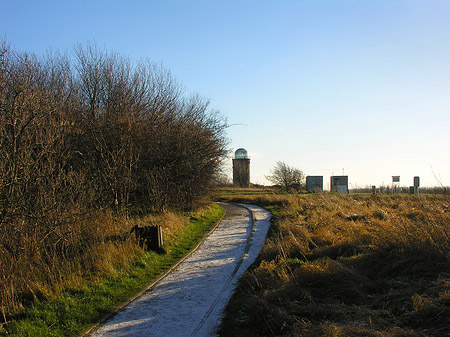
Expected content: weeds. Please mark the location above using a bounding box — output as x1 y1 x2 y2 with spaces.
219 193 450 336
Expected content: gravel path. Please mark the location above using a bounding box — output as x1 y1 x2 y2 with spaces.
90 203 271 337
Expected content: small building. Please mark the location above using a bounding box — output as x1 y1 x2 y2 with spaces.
330 176 348 193
306 176 323 192
232 148 250 187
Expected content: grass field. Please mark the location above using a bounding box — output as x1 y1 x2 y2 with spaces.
217 192 450 336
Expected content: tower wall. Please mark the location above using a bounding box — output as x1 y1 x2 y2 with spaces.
233 158 250 187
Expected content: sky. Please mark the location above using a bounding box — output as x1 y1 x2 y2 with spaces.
2 0 450 188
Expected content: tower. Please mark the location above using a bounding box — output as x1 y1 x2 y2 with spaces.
233 148 250 187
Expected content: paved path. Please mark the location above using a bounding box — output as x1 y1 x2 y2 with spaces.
90 203 272 337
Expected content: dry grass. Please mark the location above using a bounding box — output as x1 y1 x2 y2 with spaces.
0 209 189 319
219 193 450 337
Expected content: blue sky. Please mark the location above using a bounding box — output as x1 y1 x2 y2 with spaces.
2 0 450 187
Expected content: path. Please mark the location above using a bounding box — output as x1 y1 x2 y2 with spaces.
89 203 272 337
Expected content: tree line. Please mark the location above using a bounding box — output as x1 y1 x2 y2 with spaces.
1 41 228 218
0 40 228 301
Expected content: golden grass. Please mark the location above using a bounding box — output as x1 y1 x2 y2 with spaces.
0 208 189 317
219 193 450 336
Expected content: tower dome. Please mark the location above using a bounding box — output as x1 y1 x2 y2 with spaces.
234 148 249 159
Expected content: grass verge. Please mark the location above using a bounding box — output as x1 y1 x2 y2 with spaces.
0 203 224 337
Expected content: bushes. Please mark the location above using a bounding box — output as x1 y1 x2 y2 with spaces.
0 40 227 315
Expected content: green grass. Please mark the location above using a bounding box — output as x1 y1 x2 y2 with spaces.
262 205 282 216
1 204 224 337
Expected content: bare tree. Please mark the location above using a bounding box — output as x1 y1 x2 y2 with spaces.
0 40 229 312
1 40 229 219
266 161 305 192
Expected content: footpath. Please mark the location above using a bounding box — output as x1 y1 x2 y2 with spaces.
89 203 272 337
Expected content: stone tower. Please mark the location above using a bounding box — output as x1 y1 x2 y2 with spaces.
233 148 250 187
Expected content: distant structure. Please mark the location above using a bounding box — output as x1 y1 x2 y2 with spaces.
232 148 250 188
330 176 348 193
413 176 420 195
306 176 323 192
392 176 400 194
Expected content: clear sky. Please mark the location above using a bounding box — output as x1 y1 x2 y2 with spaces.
2 0 450 188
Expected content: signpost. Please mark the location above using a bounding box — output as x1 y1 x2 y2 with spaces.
392 176 400 194
414 176 420 195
